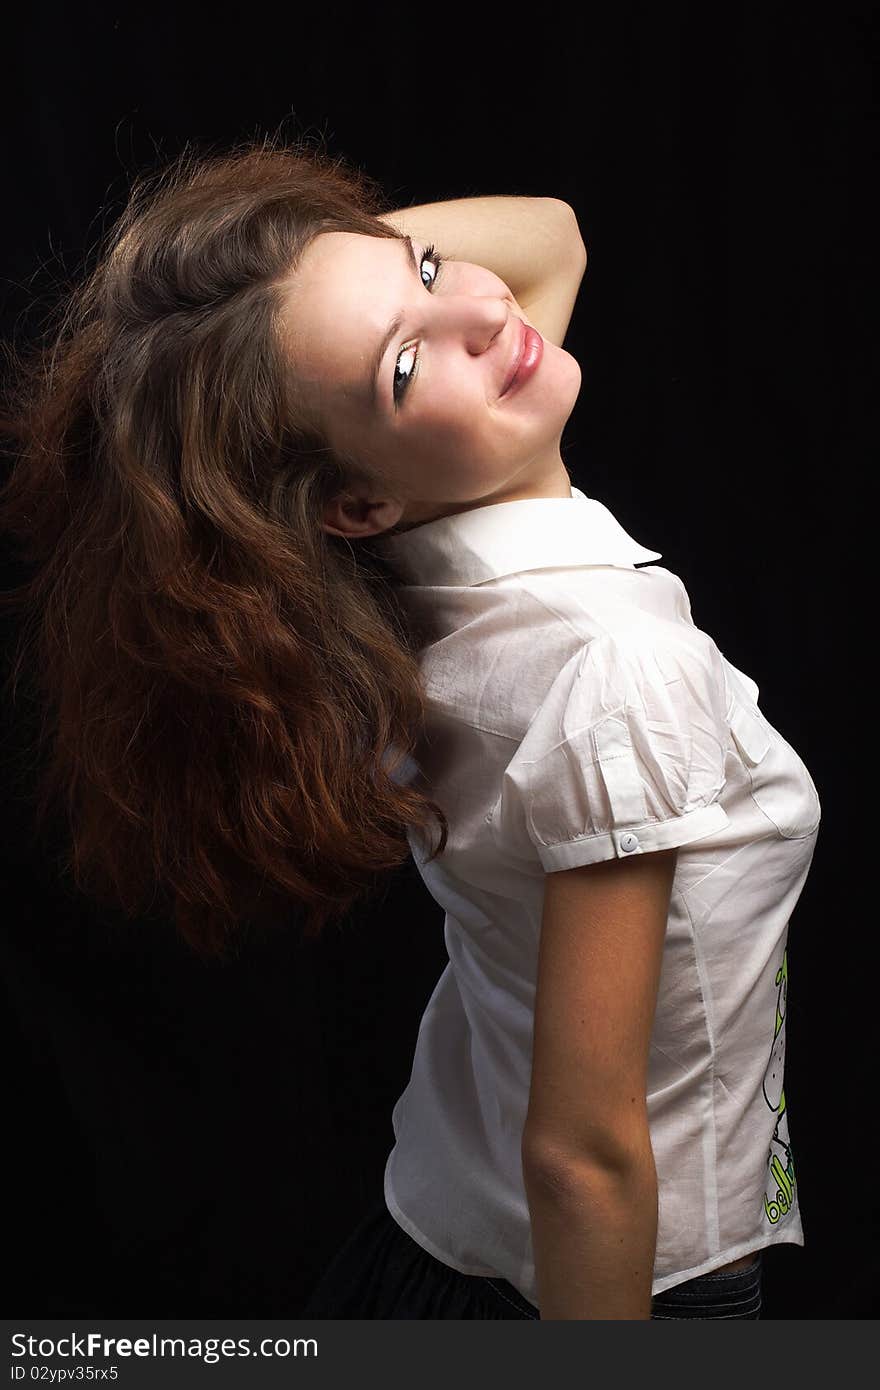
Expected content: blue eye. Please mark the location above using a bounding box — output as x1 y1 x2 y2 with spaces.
393 243 444 408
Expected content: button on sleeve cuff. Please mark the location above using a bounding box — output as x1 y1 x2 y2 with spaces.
534 800 730 872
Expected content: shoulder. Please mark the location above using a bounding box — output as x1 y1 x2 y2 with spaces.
512 620 730 763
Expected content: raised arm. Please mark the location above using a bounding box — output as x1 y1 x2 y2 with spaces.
378 195 587 347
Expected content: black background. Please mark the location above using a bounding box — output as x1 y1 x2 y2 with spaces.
2 5 874 1317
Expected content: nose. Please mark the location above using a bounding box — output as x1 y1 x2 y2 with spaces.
437 292 509 353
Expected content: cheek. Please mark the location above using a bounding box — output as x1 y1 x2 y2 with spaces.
417 363 497 427
410 398 493 455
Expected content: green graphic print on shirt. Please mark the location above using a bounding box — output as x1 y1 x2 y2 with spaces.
762 945 796 1224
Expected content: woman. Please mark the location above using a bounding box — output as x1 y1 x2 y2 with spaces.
0 135 820 1318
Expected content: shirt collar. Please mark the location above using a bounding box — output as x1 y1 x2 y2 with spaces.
374 485 663 587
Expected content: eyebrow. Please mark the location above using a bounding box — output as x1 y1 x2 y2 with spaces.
370 235 421 411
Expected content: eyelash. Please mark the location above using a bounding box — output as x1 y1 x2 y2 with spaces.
393 242 444 408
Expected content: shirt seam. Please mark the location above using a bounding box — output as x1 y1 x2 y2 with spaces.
678 884 722 1252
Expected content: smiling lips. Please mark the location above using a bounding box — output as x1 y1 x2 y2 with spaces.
500 317 543 397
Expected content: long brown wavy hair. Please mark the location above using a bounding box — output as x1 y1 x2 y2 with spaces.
0 131 448 962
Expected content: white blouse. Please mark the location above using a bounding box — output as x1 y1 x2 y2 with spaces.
375 485 821 1305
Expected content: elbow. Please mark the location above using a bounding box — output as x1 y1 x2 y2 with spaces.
522 1149 658 1215
547 198 588 267
522 1126 655 1192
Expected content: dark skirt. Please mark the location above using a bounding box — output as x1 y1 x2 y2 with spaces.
302 1195 763 1319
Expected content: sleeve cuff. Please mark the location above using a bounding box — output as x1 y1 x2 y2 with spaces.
535 801 730 873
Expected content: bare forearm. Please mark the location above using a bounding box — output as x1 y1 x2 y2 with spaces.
377 195 585 302
524 1150 659 1320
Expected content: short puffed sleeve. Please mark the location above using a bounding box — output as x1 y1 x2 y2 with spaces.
498 629 732 871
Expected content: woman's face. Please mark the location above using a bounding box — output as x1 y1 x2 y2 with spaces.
278 230 582 537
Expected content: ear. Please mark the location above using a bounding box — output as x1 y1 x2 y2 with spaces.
321 491 407 539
